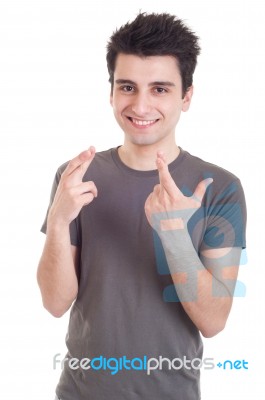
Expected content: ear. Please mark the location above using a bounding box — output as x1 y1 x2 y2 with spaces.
110 92 113 107
182 86 193 112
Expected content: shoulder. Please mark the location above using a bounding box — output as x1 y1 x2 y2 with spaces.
179 148 244 197
176 148 246 209
181 148 240 183
180 149 247 249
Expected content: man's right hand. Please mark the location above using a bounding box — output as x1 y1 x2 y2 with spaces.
48 146 98 226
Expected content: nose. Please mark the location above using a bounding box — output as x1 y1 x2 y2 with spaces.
131 92 152 116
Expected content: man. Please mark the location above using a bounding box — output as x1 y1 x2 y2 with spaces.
37 12 247 400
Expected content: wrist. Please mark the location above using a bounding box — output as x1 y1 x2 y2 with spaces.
160 217 185 231
46 215 70 234
159 227 193 253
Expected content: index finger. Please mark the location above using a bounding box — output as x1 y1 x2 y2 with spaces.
64 146 96 178
156 153 181 197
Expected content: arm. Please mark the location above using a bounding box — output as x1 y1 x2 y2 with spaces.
145 152 242 338
37 238 79 318
37 147 97 317
159 227 241 337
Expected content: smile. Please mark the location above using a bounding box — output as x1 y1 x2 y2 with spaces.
127 117 159 127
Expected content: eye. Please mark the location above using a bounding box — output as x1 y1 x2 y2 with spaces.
120 85 135 92
154 87 168 94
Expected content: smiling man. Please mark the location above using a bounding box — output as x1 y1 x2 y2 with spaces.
37 12 247 400
111 54 190 148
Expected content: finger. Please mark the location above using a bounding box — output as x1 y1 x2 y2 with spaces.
64 146 96 178
77 181 98 198
157 151 166 162
156 154 181 197
82 192 97 206
153 184 161 195
193 178 213 203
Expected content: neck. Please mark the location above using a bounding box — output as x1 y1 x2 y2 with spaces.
118 141 180 171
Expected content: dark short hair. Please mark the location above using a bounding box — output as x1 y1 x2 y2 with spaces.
106 12 201 98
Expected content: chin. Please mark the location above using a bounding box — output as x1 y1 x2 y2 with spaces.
128 136 162 146
123 129 163 145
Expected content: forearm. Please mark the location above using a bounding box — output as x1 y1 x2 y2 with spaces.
145 153 241 337
37 222 78 317
37 148 98 316
159 228 233 337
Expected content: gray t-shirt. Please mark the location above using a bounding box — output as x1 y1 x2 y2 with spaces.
41 147 246 400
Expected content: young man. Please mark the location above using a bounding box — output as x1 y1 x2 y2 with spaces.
37 12 247 400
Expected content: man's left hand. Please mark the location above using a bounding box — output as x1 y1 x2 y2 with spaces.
144 152 213 231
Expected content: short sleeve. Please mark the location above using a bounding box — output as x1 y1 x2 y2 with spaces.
40 164 80 247
200 179 247 251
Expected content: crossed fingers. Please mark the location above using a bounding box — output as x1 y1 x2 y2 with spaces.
145 151 213 230
156 152 213 205
63 146 96 185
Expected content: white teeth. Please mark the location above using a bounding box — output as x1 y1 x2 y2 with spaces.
131 118 156 126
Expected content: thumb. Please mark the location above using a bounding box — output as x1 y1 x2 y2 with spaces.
193 178 213 202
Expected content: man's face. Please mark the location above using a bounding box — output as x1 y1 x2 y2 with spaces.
110 54 193 147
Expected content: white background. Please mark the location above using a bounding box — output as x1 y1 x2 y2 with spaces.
0 0 264 399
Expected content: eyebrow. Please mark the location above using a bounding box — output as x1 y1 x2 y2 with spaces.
115 79 176 87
